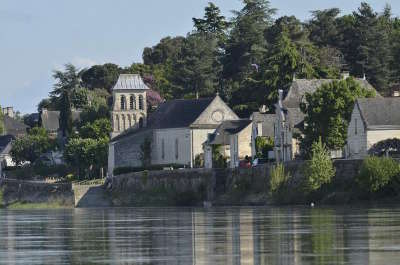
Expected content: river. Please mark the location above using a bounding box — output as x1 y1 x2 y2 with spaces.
1 206 400 264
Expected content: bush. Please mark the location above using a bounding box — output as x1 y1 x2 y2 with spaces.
269 163 290 195
357 156 400 193
303 139 335 192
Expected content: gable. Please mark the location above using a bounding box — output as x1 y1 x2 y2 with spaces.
191 96 239 128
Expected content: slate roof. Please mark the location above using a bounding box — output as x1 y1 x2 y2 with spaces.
112 74 150 91
283 78 378 108
251 112 276 138
3 116 28 137
112 98 215 141
41 110 60 132
357 98 400 130
208 119 252 145
147 98 213 129
0 135 14 154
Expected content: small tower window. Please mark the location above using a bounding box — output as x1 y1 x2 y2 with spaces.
130 95 135 110
139 95 144 110
122 114 126 131
121 95 126 110
116 115 120 131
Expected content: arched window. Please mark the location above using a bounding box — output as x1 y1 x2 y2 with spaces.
122 114 126 131
120 95 126 110
139 117 144 128
127 114 131 128
115 115 120 131
130 95 135 110
139 95 144 110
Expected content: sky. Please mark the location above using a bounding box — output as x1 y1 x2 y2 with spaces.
1 0 399 114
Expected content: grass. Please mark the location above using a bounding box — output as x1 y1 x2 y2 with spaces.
6 201 73 210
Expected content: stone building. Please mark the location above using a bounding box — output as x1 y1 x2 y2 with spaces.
110 74 148 138
346 98 400 159
250 111 276 159
274 77 377 162
108 94 238 174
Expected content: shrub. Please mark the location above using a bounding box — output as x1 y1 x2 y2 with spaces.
303 139 335 192
357 156 400 193
269 163 290 194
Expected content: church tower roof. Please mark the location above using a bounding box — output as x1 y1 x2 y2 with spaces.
112 74 150 91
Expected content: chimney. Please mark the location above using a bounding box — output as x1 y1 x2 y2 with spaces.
393 91 400 97
259 105 267 113
341 71 350 80
278 90 284 108
363 73 366 80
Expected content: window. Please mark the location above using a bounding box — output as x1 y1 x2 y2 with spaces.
139 95 144 110
175 138 179 160
355 118 358 135
139 117 144 128
127 114 131 127
130 95 135 110
161 139 165 160
116 115 120 131
120 95 126 110
122 115 126 131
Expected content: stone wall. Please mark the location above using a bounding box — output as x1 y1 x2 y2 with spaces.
0 178 74 206
108 159 365 207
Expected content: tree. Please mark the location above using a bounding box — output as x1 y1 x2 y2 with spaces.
300 77 375 153
0 105 4 135
10 127 54 165
50 64 82 137
193 2 229 41
308 8 341 47
368 138 400 157
64 137 108 179
81 63 121 92
303 139 335 192
79 118 112 139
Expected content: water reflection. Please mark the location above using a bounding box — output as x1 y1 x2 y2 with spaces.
1 207 400 264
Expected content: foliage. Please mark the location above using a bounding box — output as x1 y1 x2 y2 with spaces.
368 138 400 157
140 137 152 167
10 127 54 165
192 2 229 40
255 136 273 158
64 137 108 179
50 64 82 136
300 77 375 154
79 118 112 139
269 163 290 195
81 63 121 92
0 105 4 135
212 145 227 168
194 153 204 168
357 156 400 193
303 139 335 192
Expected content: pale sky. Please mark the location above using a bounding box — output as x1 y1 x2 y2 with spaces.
1 0 399 114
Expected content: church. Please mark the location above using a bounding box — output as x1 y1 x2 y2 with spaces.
108 74 240 174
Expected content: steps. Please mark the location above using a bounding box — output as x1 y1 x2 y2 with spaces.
72 184 112 208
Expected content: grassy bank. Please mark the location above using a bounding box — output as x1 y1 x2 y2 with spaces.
5 201 73 209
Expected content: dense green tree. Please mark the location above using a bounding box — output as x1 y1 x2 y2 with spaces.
193 2 229 40
300 78 375 153
143 37 185 65
81 63 121 92
172 33 221 98
50 64 82 137
10 127 54 165
308 8 340 47
79 118 111 139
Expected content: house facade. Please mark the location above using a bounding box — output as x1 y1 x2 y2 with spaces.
108 94 239 175
274 77 377 162
346 98 400 159
250 111 276 159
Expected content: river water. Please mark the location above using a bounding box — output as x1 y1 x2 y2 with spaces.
1 206 400 264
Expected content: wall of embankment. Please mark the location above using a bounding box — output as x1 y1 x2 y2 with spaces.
108 159 364 207
0 178 74 207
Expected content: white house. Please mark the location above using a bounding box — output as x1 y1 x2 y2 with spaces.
108 88 239 174
274 77 377 162
346 98 400 159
